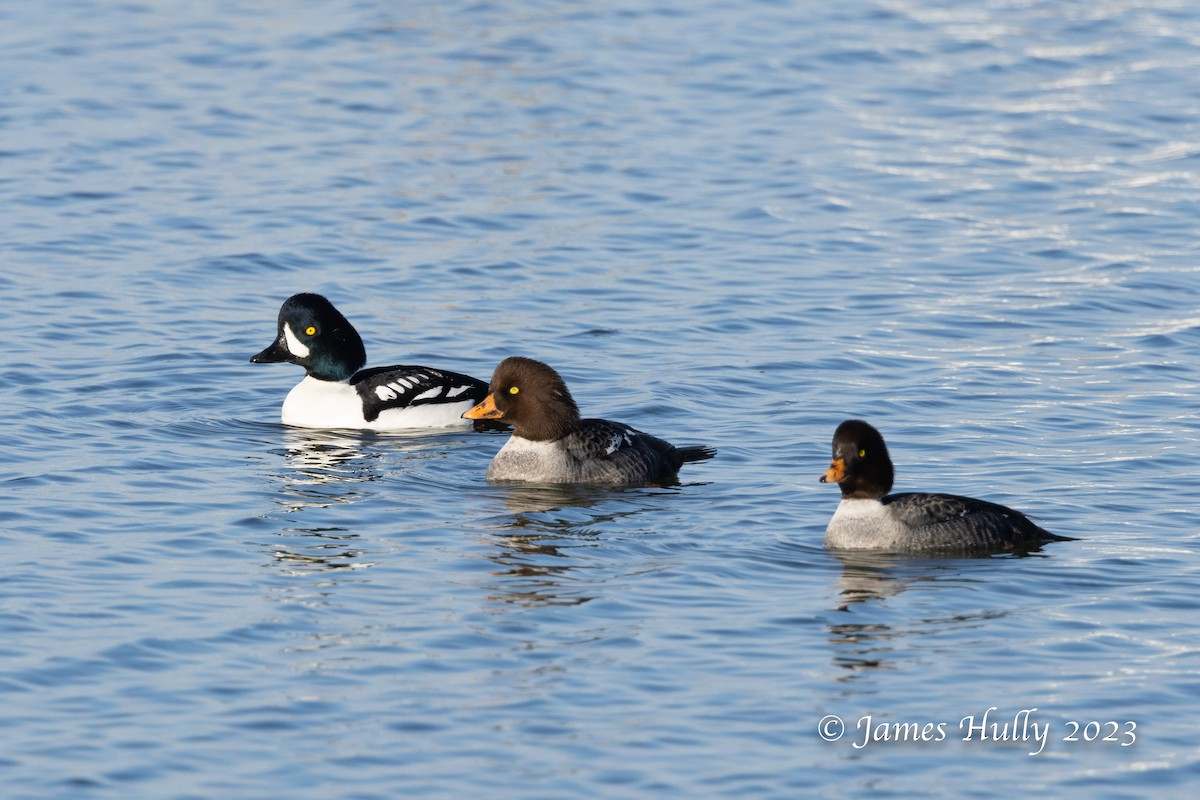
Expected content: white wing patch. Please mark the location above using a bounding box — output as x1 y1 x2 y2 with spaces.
373 376 431 402
605 430 633 456
445 385 472 399
412 387 440 402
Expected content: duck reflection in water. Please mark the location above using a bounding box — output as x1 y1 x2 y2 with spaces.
483 533 595 607
266 428 462 575
477 483 679 607
273 428 385 510
825 550 1048 677
829 545 1067 612
829 550 914 611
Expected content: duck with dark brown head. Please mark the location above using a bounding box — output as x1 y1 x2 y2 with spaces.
820 419 1071 554
465 357 715 485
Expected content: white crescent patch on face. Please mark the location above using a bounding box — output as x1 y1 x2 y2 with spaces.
283 322 310 358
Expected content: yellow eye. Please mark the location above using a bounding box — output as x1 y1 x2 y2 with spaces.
305 326 317 336
858 449 867 458
509 386 519 395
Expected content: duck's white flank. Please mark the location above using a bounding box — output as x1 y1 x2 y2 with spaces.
281 376 474 430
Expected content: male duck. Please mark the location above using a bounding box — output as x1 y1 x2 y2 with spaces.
251 293 487 430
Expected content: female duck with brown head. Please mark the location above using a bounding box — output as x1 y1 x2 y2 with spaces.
465 356 715 485
820 419 1070 554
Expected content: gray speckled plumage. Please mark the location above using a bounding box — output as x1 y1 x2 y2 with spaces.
882 492 1056 551
486 419 708 484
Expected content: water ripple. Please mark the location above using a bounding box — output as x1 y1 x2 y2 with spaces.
1 0 1198 797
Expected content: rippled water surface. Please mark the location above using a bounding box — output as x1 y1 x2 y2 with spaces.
3 1 1199 797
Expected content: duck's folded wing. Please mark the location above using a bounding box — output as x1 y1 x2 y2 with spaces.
882 492 1053 551
563 418 679 483
351 366 487 422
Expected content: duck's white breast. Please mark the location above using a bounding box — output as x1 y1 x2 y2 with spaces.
485 436 576 482
823 498 905 549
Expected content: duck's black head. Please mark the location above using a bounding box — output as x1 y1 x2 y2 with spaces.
819 419 895 499
463 356 581 441
250 293 367 382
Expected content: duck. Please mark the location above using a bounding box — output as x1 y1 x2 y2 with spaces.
819 419 1070 553
250 293 488 430
462 356 715 485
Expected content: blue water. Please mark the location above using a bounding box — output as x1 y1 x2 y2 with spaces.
3 0 1199 797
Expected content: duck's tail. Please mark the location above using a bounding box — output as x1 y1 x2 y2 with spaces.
678 445 717 463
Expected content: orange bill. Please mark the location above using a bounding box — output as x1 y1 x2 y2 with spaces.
820 457 846 483
463 393 503 420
